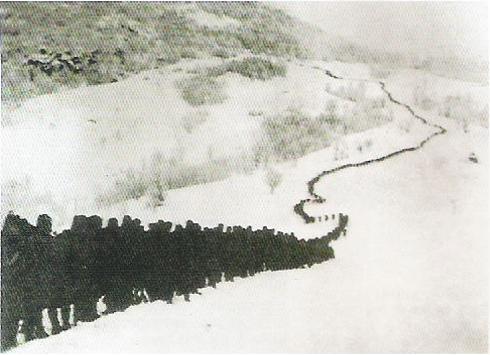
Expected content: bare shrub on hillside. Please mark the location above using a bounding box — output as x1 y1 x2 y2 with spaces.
207 57 287 80
340 97 393 134
438 95 472 132
397 115 413 133
412 80 436 110
265 167 282 194
317 100 346 134
146 182 168 208
96 168 148 207
255 95 393 166
412 79 487 128
252 132 275 167
478 104 489 127
368 96 387 109
261 108 329 161
248 109 264 117
333 139 349 161
369 64 392 79
437 93 487 129
97 152 244 207
438 95 467 120
224 57 286 80
324 99 338 117
181 110 208 133
356 138 373 154
146 152 174 207
1 177 55 222
177 74 227 106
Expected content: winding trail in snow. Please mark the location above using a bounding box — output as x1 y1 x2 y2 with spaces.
294 67 447 223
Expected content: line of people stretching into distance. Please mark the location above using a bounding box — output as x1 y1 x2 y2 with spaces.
1 211 348 351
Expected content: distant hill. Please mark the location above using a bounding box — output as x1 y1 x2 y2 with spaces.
2 2 487 105
0 2 315 102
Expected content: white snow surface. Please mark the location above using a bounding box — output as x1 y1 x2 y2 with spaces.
2 58 355 231
8 63 489 353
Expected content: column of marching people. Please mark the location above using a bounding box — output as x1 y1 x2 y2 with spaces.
1 211 348 351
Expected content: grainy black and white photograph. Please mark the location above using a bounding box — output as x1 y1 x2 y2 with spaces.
0 1 488 353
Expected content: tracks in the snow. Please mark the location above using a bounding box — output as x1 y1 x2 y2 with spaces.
294 67 447 224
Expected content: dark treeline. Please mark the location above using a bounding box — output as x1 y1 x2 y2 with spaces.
1 212 348 351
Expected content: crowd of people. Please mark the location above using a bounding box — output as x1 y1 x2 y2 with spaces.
1 211 348 350
293 199 316 224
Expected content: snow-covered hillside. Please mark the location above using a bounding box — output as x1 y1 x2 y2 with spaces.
2 1 488 352
1 59 403 231
8 62 489 352
12 124 488 354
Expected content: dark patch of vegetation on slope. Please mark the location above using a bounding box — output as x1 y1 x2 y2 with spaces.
256 108 330 163
0 2 306 102
208 57 287 80
196 2 306 58
176 74 228 107
176 57 287 106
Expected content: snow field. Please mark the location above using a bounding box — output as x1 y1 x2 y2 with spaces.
4 60 489 353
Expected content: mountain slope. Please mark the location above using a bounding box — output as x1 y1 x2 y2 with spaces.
11 89 488 353
1 2 308 103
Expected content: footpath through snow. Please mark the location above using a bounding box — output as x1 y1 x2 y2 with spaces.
294 67 446 224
